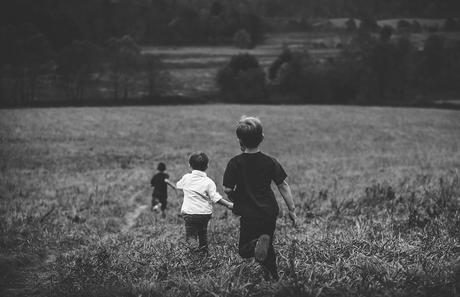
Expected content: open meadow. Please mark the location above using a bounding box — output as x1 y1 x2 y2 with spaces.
1 105 460 296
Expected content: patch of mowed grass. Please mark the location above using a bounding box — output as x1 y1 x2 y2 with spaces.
0 105 459 296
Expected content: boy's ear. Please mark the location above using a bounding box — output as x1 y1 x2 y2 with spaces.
239 140 245 152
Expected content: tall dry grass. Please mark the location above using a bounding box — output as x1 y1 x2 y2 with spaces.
1 105 459 296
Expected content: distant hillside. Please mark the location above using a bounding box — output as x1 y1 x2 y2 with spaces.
1 0 458 47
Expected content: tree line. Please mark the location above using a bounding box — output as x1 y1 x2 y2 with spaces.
254 0 459 19
217 29 460 105
2 0 458 48
1 0 459 106
0 0 264 47
0 24 167 106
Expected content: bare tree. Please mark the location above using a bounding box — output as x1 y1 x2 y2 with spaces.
106 35 142 100
57 40 102 101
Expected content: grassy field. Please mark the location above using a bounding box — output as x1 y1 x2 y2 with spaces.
1 105 460 297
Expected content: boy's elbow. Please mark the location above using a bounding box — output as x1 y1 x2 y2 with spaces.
212 194 223 204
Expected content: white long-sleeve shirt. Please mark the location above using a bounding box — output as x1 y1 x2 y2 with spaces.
176 170 222 215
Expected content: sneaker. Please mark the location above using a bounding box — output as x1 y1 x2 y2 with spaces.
152 205 160 212
263 266 279 282
254 234 270 262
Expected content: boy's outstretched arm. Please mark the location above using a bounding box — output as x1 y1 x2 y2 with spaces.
166 179 179 198
165 179 177 190
209 183 233 210
217 198 233 210
277 180 297 227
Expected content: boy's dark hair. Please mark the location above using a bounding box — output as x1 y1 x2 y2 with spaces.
189 152 209 171
157 162 166 171
236 116 264 148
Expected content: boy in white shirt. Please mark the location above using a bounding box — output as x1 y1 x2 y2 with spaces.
176 152 233 255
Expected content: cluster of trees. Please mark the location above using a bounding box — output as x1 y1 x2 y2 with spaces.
3 1 458 47
0 24 167 106
217 31 460 105
1 0 459 107
253 0 459 19
344 17 460 35
0 0 264 47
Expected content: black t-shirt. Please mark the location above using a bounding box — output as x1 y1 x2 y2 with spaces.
223 152 287 219
151 172 169 198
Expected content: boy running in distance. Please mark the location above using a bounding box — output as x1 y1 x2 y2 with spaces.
151 162 176 218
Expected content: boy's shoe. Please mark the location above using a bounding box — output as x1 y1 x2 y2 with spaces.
254 234 270 262
263 266 279 282
151 205 160 212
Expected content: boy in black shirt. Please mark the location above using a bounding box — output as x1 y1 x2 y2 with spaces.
151 162 176 217
223 116 297 280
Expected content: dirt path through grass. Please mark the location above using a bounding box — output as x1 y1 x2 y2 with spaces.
121 188 151 233
122 204 149 232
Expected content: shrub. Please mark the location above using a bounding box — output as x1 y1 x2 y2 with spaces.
397 19 412 33
345 18 357 32
411 20 422 33
379 25 394 42
267 33 426 104
268 47 359 103
443 18 459 32
268 48 311 93
216 53 266 102
233 29 253 49
359 16 379 33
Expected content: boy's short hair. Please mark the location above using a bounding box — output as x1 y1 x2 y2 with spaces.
189 152 209 171
157 162 166 171
236 116 264 148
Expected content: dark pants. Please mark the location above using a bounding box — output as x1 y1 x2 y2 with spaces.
239 217 277 278
152 195 167 211
183 213 211 253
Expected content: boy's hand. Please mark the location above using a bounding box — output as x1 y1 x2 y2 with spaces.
288 209 297 228
227 202 234 210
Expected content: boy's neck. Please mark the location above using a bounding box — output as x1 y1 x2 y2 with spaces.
191 169 207 175
244 147 260 154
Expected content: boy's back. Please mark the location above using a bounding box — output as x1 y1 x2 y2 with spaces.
223 152 287 219
177 170 221 214
151 172 169 198
223 116 296 281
